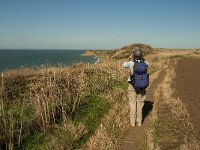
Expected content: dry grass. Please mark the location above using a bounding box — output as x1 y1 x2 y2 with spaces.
85 50 200 150
110 43 153 59
79 49 170 150
0 57 128 149
81 88 129 150
0 47 198 150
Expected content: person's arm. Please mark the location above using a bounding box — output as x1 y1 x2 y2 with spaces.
145 61 149 66
128 54 133 61
122 61 129 68
122 54 133 68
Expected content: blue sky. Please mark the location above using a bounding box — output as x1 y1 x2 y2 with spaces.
0 0 200 49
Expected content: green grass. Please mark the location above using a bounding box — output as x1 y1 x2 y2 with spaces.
20 93 110 149
4 102 36 123
149 68 157 75
73 93 110 148
0 65 125 149
152 114 185 149
113 79 128 90
85 69 119 94
141 134 148 150
22 124 77 150
23 132 49 150
74 94 110 132
3 75 29 101
169 55 183 59
152 119 161 146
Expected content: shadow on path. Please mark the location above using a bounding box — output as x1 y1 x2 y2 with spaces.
119 70 166 150
142 100 153 123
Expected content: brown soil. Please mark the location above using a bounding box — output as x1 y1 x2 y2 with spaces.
119 70 166 150
175 57 200 140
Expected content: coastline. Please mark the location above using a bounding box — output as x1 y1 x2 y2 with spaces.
1 44 199 149
81 50 102 64
0 50 96 73
0 49 121 149
80 50 96 56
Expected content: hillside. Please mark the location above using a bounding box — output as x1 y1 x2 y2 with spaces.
1 44 200 150
110 43 153 59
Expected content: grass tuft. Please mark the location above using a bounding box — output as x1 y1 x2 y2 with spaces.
73 94 110 148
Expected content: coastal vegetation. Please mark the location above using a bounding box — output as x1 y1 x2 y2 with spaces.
0 61 126 149
1 43 199 150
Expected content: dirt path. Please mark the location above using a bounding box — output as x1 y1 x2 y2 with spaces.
175 57 200 141
119 70 166 150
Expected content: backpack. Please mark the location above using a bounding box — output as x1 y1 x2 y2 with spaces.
130 61 149 90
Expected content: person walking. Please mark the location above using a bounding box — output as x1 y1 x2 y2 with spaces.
122 49 149 127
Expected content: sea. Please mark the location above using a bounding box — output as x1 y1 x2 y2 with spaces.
0 50 96 72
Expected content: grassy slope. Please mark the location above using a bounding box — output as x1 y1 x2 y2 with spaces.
1 45 199 150
0 51 128 150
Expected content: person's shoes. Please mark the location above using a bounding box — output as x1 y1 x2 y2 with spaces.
137 123 142 127
131 123 136 127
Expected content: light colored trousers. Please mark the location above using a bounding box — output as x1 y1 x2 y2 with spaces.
128 84 146 126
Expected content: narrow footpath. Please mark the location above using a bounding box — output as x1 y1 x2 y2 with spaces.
119 70 166 150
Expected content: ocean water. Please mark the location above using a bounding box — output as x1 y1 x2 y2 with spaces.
0 50 96 72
